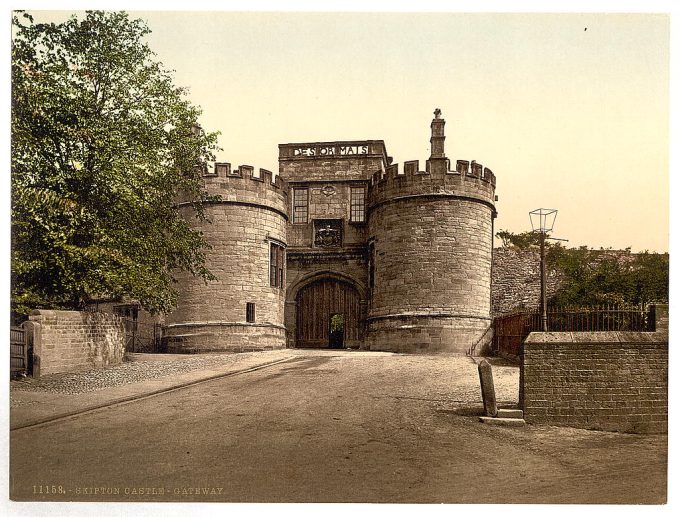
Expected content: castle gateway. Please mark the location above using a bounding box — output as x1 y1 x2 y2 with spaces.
164 110 497 354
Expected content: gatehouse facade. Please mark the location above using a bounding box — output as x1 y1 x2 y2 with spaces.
164 110 497 354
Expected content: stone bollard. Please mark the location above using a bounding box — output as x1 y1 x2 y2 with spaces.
478 359 498 417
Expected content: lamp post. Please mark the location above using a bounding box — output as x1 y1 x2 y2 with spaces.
529 208 558 332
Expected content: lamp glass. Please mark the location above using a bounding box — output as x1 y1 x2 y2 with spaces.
529 208 558 233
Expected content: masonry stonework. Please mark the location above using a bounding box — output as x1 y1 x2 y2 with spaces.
167 110 497 353
367 197 494 353
28 309 126 377
491 247 562 316
365 113 496 353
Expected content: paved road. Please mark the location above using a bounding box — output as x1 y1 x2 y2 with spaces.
10 351 667 503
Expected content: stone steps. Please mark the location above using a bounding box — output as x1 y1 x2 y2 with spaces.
479 415 526 427
479 408 525 426
497 408 523 419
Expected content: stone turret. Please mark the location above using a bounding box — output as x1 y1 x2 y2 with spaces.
164 164 289 352
365 110 497 353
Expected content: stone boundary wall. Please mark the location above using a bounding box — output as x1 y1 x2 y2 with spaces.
27 309 126 377
491 247 562 316
521 305 668 434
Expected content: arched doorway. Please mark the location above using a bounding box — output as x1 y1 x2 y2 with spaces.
295 278 361 348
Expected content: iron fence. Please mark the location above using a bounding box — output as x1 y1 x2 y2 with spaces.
121 317 163 353
493 304 652 358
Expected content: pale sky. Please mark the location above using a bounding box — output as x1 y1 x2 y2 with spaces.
23 10 671 252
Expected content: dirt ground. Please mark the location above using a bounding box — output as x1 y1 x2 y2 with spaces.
9 350 667 504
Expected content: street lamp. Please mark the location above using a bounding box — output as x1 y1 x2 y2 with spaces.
529 208 558 332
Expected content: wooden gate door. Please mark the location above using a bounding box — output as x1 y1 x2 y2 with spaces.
296 279 361 348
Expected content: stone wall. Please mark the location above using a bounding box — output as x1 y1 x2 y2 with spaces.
285 181 368 249
27 310 126 377
521 305 668 434
369 198 493 318
366 315 490 354
163 323 285 354
89 300 163 352
491 247 562 316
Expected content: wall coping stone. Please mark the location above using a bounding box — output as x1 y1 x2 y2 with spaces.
525 331 668 345
525 304 668 345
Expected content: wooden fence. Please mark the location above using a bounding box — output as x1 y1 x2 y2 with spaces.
10 326 29 376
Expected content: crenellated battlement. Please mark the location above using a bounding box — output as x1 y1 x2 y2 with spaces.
367 156 496 214
202 162 286 189
368 158 496 186
197 161 289 219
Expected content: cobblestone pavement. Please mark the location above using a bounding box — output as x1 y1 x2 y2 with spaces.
9 351 283 399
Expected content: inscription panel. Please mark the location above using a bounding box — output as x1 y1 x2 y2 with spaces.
293 144 369 157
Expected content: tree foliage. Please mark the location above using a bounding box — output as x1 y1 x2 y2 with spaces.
495 229 541 248
496 230 669 306
12 11 220 315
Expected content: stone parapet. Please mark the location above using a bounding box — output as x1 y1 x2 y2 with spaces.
278 140 390 182
194 162 289 219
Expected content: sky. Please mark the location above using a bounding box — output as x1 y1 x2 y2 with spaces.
19 8 671 252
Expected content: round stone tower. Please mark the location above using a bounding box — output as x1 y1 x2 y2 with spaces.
365 110 497 353
164 164 288 353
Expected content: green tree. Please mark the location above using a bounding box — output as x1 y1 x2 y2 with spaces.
495 229 540 248
11 11 220 316
546 246 668 307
